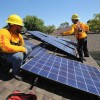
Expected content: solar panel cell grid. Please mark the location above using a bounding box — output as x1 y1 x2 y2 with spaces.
28 31 47 40
24 40 35 47
45 38 76 56
30 46 47 57
48 36 76 49
21 53 100 96
28 31 77 57
30 31 76 50
58 37 77 44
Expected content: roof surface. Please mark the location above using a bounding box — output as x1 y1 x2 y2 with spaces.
0 33 100 100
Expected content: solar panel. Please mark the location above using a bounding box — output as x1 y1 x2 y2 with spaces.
30 46 47 57
36 31 49 37
28 31 48 41
24 40 47 60
48 35 76 49
24 40 35 47
45 38 76 56
58 37 77 44
28 31 77 58
28 31 76 49
28 31 77 49
21 53 100 96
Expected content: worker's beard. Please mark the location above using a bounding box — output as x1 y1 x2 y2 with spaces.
16 28 21 34
16 30 21 33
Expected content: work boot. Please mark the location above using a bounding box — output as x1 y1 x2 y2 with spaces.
13 74 22 81
79 57 83 63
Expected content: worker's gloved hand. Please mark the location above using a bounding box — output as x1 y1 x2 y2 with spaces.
60 32 64 36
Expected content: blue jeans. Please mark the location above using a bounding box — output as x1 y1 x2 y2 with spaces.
4 44 32 75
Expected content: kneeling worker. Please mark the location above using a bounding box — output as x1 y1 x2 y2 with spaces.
61 14 89 62
0 14 32 80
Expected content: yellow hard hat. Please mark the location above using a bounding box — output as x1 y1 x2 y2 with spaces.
71 14 80 20
6 14 23 26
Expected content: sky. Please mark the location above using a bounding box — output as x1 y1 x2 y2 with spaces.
0 0 100 28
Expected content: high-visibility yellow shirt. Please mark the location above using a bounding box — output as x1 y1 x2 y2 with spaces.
0 29 26 53
63 22 89 39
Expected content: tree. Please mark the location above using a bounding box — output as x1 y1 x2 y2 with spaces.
23 15 56 34
87 14 100 33
23 15 45 31
94 14 100 20
58 22 69 29
45 25 56 34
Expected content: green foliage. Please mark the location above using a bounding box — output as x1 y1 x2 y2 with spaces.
45 25 56 34
87 14 100 33
58 22 69 29
23 15 56 34
23 15 44 31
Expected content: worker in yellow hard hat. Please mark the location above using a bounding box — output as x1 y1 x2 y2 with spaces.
61 14 89 63
6 14 24 26
0 14 32 80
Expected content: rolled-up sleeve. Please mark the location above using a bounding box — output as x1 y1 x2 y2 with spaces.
63 25 74 35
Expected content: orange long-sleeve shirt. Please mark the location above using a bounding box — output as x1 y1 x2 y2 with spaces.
63 22 89 39
0 29 26 53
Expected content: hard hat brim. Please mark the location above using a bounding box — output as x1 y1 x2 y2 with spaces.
72 18 80 20
6 20 24 26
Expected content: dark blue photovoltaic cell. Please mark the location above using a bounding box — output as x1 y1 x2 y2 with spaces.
21 53 100 96
24 40 35 47
28 31 77 57
24 40 48 59
28 31 77 50
28 31 47 40
48 35 76 49
30 46 47 57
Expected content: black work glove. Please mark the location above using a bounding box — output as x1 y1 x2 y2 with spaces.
60 32 64 36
